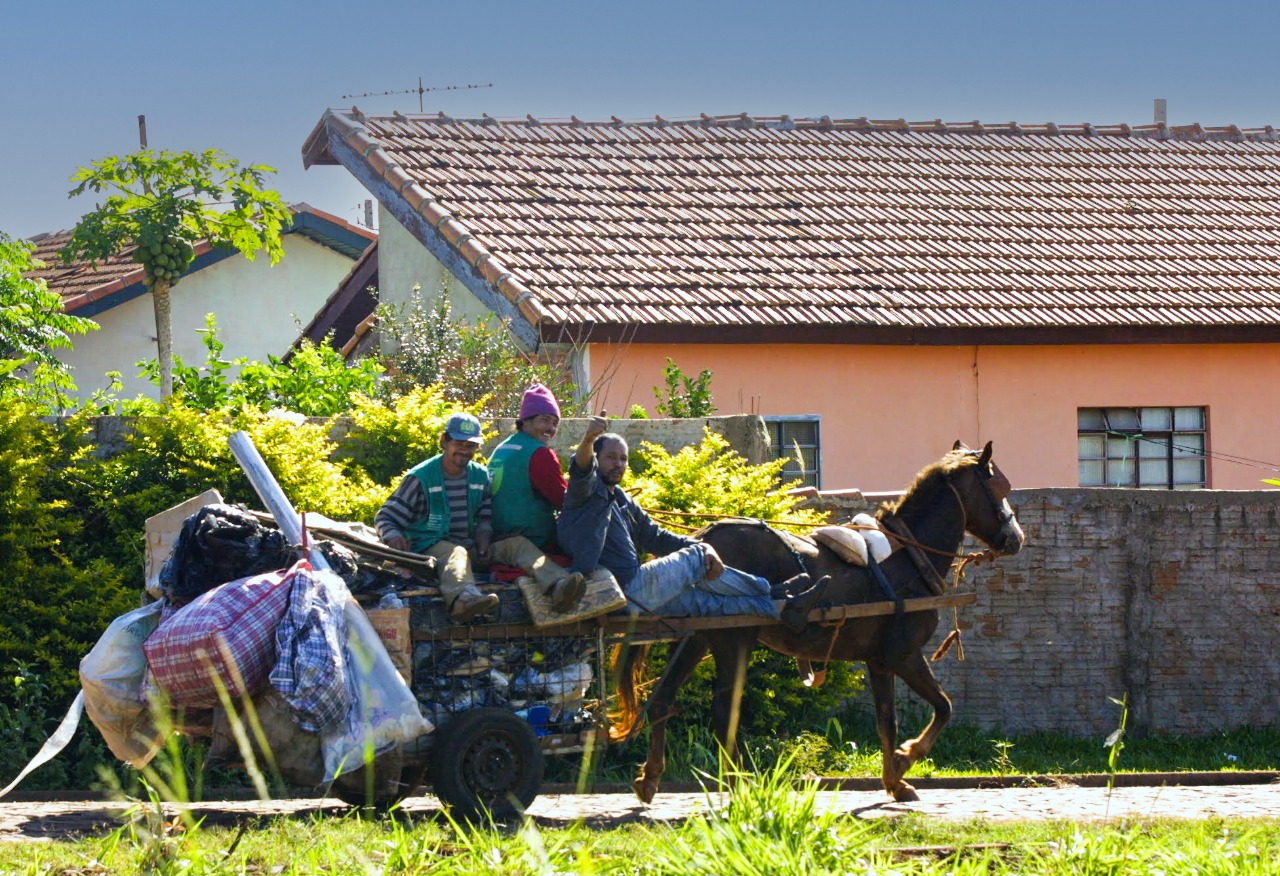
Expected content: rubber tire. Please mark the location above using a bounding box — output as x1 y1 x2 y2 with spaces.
430 707 544 821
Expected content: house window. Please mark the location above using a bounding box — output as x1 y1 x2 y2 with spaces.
1078 407 1207 489
765 417 821 489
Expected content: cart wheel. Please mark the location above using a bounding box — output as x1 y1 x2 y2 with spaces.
430 707 544 820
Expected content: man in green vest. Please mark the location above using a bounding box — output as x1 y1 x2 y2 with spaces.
376 412 584 624
489 384 585 612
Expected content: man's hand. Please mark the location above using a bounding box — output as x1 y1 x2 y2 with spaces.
384 533 410 553
576 411 610 470
586 413 609 440
702 543 725 580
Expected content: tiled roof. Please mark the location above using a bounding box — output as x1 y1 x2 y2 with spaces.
28 204 375 315
303 110 1280 344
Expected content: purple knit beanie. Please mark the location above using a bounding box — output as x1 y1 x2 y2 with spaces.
519 383 561 420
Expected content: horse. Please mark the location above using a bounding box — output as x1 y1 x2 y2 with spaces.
611 440 1025 803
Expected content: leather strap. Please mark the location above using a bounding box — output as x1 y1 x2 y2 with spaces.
880 515 949 596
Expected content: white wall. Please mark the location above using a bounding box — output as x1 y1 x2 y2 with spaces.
376 205 493 353
61 235 354 400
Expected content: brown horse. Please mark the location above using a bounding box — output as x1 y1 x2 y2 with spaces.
611 441 1025 803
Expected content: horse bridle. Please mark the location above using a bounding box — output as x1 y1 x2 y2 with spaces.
946 452 1015 535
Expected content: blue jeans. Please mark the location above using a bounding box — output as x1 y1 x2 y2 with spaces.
621 544 779 619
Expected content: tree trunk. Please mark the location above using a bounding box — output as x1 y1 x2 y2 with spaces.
151 277 174 400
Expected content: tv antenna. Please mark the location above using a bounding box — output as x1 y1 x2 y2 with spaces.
341 77 493 113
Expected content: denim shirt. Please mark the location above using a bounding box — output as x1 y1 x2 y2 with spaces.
557 457 695 585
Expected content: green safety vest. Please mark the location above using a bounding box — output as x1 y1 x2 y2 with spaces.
403 455 489 552
488 430 557 549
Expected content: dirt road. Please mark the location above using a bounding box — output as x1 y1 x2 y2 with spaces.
4 777 1278 843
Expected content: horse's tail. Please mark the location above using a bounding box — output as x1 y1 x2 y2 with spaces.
608 642 652 742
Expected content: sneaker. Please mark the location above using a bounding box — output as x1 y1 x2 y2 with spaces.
548 572 587 612
769 571 811 599
450 590 500 624
781 575 831 633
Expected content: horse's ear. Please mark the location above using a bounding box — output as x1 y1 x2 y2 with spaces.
978 440 994 472
952 439 967 452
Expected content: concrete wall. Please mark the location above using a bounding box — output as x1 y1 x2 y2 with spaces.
805 487 1280 737
586 341 1280 493
485 415 771 466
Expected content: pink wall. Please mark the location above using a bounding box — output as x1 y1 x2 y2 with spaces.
589 342 1280 493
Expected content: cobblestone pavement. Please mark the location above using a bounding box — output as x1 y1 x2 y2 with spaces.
3 781 1278 843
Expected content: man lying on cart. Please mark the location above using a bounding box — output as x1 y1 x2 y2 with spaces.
557 415 828 631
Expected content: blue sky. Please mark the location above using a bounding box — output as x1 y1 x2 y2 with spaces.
4 0 1279 240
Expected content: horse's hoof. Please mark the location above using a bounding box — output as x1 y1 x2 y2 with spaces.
891 783 920 803
632 776 657 805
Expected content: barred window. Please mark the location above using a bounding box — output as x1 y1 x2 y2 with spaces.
765 416 820 489
1078 407 1207 489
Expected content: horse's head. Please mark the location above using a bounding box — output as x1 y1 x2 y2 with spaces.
944 440 1025 556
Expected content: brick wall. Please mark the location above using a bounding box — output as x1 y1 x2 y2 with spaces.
811 488 1280 736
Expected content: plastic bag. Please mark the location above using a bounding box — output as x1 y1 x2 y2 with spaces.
79 600 166 767
541 661 593 704
318 570 432 782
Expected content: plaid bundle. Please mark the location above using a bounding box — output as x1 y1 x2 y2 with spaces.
144 567 292 707
271 562 351 732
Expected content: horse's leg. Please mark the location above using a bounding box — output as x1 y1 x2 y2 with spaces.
707 632 754 783
891 649 953 773
633 636 709 804
867 661 917 802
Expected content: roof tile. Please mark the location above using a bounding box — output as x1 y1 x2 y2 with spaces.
306 111 1280 333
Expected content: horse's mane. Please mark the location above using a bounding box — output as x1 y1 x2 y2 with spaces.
877 450 976 518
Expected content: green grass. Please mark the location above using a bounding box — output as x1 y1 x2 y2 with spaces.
4 767 1280 874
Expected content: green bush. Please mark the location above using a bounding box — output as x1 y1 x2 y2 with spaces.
337 386 489 486
0 403 133 706
653 357 715 418
376 289 583 417
628 429 826 530
133 314 383 416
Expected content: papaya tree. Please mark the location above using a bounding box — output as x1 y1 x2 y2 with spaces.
60 149 291 399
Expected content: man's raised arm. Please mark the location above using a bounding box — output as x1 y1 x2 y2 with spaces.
574 414 610 471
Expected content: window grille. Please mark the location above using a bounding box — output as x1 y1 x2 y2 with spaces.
765 416 821 489
1078 406 1206 489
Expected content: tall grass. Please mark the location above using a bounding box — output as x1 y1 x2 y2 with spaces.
4 768 1280 874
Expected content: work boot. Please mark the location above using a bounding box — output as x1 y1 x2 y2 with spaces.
769 572 811 599
781 575 831 634
548 572 587 612
450 589 500 624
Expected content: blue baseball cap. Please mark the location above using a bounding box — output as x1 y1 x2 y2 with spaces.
444 412 484 444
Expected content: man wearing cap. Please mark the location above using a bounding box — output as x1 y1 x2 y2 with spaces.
488 384 585 611
376 412 583 623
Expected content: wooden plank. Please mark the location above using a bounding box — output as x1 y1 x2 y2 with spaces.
813 591 975 623
409 592 977 643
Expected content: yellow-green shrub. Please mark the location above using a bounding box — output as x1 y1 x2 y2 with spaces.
339 386 491 486
628 429 827 531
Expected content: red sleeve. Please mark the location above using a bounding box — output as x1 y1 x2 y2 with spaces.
528 446 568 510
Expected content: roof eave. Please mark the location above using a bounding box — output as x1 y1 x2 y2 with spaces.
309 111 545 349
545 322 1280 347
